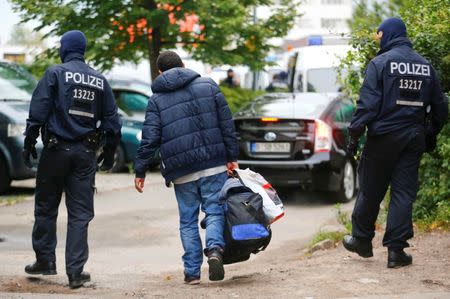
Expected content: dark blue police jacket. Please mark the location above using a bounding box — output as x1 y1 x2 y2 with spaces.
349 37 448 139
26 52 121 142
134 67 239 184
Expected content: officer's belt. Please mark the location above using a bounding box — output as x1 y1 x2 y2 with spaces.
46 132 102 151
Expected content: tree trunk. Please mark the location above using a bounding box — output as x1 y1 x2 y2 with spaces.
143 0 161 81
148 26 161 81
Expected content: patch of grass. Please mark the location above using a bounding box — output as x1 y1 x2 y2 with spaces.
0 186 35 206
0 195 28 206
309 231 347 247
371 189 449 232
415 200 450 231
308 204 352 249
127 163 134 174
335 203 352 232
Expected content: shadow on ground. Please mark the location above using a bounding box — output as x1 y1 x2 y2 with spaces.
0 185 35 203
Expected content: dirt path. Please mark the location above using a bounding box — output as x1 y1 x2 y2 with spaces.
133 231 450 298
2 231 449 298
1 173 448 298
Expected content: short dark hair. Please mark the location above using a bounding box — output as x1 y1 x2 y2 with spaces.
156 51 183 72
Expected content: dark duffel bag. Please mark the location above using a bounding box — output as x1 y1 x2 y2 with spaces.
221 179 272 265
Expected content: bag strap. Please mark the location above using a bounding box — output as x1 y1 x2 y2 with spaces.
252 228 272 254
242 194 268 226
232 170 245 185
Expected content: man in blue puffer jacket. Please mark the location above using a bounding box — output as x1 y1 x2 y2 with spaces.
134 51 239 284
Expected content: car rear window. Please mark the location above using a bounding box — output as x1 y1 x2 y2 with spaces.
239 94 332 119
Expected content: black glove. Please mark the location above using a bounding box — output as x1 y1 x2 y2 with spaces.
425 133 437 153
97 146 115 171
347 136 359 157
23 136 37 169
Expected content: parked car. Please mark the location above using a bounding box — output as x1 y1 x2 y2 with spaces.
0 60 41 194
109 76 152 118
109 77 157 172
111 109 144 172
234 92 356 202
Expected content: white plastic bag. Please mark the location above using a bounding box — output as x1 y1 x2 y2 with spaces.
235 168 285 223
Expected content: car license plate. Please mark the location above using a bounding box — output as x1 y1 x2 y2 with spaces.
250 142 291 153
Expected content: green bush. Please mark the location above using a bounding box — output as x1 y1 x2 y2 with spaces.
220 85 265 114
340 0 450 229
415 103 450 230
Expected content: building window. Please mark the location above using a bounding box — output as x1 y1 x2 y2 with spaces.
321 18 338 28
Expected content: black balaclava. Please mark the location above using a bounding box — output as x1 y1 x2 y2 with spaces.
377 17 407 49
59 30 87 62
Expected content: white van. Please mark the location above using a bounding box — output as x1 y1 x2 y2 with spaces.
287 45 351 93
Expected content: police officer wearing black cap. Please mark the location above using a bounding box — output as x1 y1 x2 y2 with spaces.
23 30 122 288
343 18 448 268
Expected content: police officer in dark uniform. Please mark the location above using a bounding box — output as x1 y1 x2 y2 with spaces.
343 18 448 268
22 30 122 288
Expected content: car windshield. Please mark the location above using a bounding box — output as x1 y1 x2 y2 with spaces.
307 68 340 93
0 62 37 101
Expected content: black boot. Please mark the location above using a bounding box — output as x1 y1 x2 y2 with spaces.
207 248 225 281
24 261 57 275
68 271 91 289
342 235 373 258
387 249 412 268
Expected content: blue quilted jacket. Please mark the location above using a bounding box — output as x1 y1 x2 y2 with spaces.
134 67 238 185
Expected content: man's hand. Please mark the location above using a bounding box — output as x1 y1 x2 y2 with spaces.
23 137 37 169
347 137 359 157
227 161 239 176
135 177 145 193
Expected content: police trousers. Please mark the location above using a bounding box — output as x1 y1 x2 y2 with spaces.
352 126 426 249
32 142 96 275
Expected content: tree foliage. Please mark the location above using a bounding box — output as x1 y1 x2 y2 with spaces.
10 0 298 80
340 0 450 228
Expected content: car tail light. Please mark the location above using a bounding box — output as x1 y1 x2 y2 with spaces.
261 117 279 122
314 119 332 153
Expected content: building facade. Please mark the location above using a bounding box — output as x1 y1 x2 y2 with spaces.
289 0 353 39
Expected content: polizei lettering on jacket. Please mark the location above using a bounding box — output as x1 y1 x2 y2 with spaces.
65 72 104 90
389 61 431 77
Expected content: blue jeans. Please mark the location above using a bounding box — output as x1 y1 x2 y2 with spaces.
174 172 227 278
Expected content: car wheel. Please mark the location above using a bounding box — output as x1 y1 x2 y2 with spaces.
0 155 11 194
111 145 126 173
335 160 355 203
